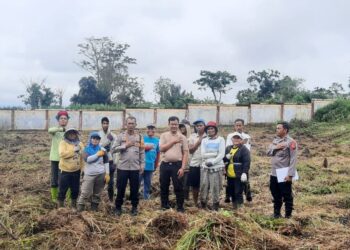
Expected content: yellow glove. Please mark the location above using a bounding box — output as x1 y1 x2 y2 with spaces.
105 174 110 184
97 150 105 157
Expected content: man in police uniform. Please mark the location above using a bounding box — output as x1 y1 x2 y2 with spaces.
267 121 297 218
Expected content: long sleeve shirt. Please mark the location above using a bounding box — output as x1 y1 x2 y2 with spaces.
98 130 117 161
201 136 225 172
112 132 145 171
83 152 109 176
58 140 84 172
48 126 65 161
267 135 297 177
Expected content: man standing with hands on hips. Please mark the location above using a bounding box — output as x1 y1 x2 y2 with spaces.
159 116 189 212
267 121 297 219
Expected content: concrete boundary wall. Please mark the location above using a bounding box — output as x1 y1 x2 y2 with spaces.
283 104 312 122
219 105 249 125
0 99 335 130
188 104 217 124
0 110 12 130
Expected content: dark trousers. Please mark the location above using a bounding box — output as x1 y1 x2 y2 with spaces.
226 175 252 201
269 175 293 216
50 161 61 188
160 162 184 209
227 177 244 205
58 170 81 201
115 169 140 208
108 161 116 199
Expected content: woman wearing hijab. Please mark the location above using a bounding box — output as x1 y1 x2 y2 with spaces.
77 132 110 212
58 128 84 208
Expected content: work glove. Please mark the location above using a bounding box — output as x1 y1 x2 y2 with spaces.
241 173 247 183
107 133 114 141
97 150 105 157
105 174 110 184
74 145 80 153
205 159 214 167
225 153 232 159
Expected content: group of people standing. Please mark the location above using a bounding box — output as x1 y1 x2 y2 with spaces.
48 110 297 219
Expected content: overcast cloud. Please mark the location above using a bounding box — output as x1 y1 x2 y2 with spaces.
0 0 349 106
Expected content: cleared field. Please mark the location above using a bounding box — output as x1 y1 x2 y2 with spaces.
0 123 350 249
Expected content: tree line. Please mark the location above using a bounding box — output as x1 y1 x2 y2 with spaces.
19 37 350 109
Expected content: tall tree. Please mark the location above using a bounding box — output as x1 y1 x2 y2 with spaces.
76 37 137 103
194 70 237 103
247 69 280 100
70 77 108 105
113 77 144 106
18 79 56 108
154 77 199 108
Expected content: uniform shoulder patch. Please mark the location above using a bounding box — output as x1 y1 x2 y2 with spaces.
290 140 297 150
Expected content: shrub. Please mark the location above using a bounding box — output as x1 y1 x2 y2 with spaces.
314 99 350 122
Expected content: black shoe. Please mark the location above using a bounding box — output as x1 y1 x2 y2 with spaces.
285 213 292 219
131 207 138 216
91 202 99 212
246 196 253 202
273 213 282 219
161 203 170 210
115 208 122 216
213 202 220 211
224 197 230 203
200 202 207 209
177 207 185 213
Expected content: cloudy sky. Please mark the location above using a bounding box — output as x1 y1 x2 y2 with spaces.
0 0 349 106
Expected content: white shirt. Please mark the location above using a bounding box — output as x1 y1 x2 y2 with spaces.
226 132 251 151
188 133 206 167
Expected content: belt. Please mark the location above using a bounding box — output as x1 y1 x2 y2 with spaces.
163 161 181 165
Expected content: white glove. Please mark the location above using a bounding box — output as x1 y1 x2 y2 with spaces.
241 173 247 183
74 145 80 153
225 153 232 159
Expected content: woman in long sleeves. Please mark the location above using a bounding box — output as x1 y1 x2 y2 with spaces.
200 121 225 211
223 132 251 209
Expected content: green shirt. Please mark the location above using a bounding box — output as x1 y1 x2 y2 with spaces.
48 126 65 161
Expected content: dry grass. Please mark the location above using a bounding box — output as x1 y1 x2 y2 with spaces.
1 124 350 249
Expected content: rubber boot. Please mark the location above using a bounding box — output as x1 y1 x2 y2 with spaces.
91 202 99 212
200 201 207 209
71 199 77 209
224 185 230 203
50 187 58 202
66 188 71 204
58 200 64 208
77 204 85 212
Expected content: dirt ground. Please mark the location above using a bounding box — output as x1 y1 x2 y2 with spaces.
0 124 350 249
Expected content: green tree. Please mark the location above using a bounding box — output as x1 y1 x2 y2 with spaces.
194 70 237 104
328 82 345 98
247 69 280 101
236 88 259 104
274 76 304 103
70 77 108 105
154 77 199 108
76 36 138 104
113 77 144 106
18 80 56 108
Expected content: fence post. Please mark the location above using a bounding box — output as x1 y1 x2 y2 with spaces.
11 110 15 130
216 105 220 125
280 103 284 121
79 110 83 131
153 108 157 125
45 110 49 130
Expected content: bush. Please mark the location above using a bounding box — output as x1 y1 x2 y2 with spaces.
314 99 350 122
